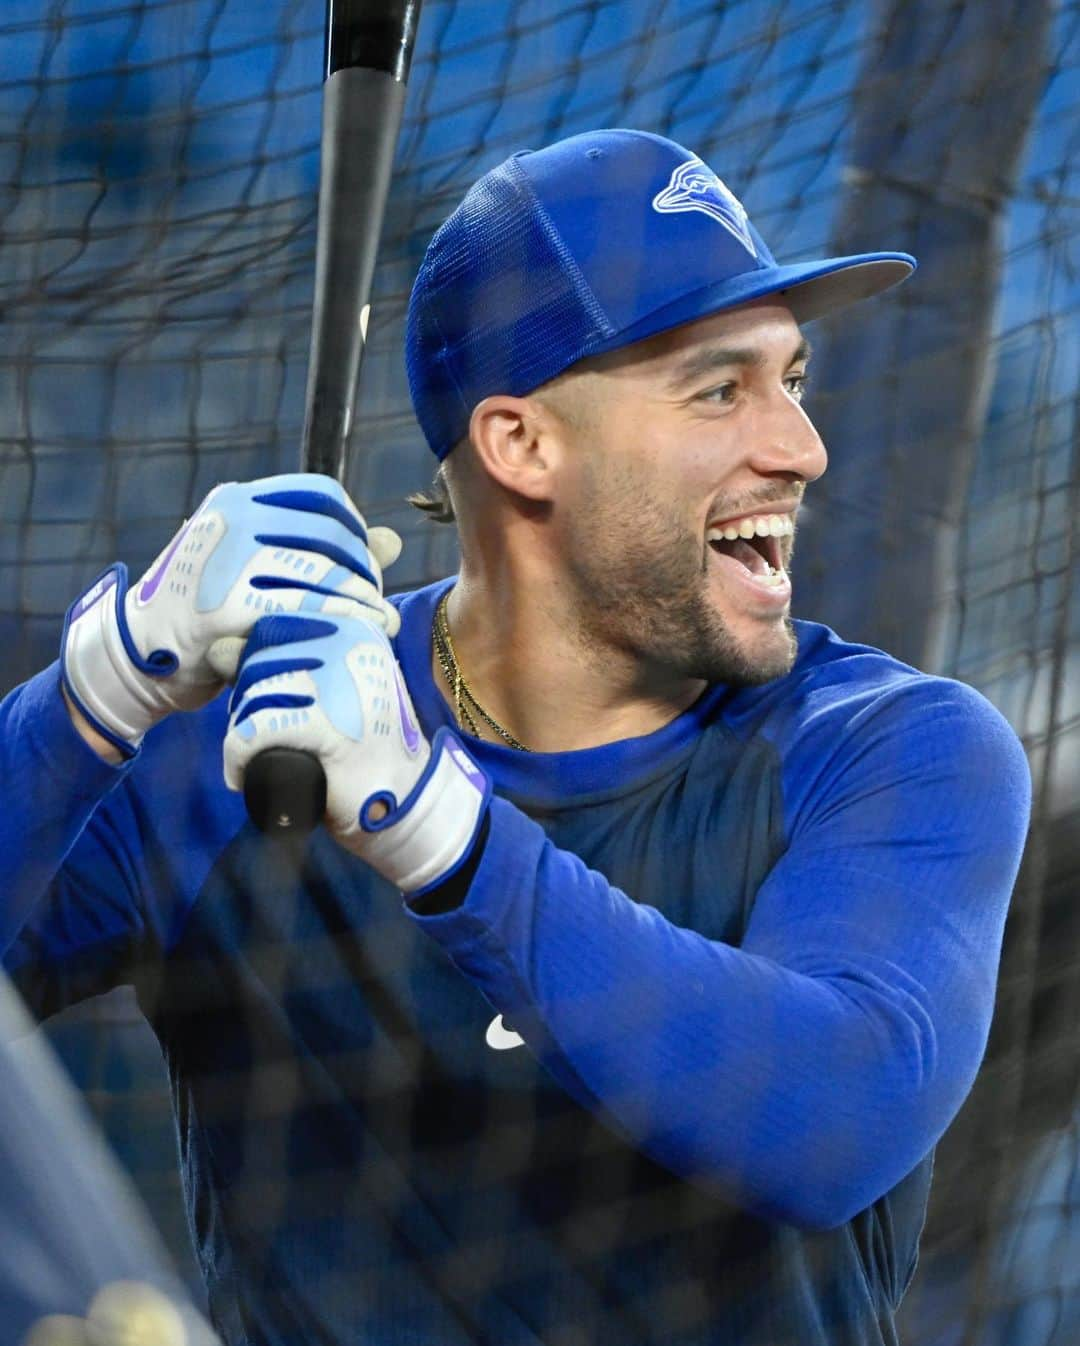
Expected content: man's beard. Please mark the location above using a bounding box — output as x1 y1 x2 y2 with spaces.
562 476 798 688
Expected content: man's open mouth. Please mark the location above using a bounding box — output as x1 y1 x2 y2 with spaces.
706 513 792 586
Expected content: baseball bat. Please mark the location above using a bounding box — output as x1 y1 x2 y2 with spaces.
242 0 422 837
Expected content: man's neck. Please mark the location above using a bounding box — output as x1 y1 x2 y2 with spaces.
430 570 706 754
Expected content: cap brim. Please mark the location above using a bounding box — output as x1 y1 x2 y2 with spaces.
588 253 915 358
773 254 915 322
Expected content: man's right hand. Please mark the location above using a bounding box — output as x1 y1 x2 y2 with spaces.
60 474 401 757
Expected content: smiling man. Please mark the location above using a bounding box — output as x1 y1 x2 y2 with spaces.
1 130 1032 1346
422 298 824 750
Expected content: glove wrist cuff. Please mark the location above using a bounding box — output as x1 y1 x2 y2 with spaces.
360 729 492 894
61 565 171 754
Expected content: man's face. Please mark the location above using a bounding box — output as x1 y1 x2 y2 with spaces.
550 300 827 687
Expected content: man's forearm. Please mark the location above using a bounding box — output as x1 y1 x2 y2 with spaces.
406 779 1018 1230
0 666 131 957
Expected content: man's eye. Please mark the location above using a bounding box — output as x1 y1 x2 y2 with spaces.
699 383 737 404
786 374 809 402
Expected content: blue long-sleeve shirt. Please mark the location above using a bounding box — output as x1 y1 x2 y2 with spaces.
0 575 1031 1346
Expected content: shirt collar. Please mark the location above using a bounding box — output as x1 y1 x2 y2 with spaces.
391 576 730 810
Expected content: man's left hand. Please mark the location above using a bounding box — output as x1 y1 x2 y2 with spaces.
222 613 490 895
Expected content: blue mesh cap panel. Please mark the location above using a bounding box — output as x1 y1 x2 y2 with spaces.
516 129 774 333
406 156 614 460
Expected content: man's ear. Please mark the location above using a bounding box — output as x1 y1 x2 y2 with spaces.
468 394 564 504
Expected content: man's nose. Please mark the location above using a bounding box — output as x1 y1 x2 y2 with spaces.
747 392 828 483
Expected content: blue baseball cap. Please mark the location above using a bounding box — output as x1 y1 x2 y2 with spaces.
406 129 915 461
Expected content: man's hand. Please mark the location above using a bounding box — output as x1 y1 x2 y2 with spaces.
61 474 400 757
222 613 490 896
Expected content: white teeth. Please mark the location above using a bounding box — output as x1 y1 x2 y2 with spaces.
705 513 794 543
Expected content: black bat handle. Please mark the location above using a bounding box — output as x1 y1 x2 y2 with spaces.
244 748 328 838
244 1 420 838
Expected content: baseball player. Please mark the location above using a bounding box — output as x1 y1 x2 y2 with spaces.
1 131 1031 1345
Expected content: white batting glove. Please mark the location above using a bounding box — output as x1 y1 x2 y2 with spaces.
222 613 491 895
61 474 402 757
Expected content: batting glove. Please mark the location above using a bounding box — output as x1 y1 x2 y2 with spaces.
61 474 401 758
222 613 491 896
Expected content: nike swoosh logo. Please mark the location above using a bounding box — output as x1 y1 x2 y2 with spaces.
485 1016 524 1051
138 517 194 604
393 662 422 754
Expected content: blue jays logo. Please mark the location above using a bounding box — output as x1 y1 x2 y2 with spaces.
651 157 757 256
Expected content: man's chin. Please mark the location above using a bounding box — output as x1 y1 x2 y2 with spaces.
698 613 798 687
748 616 798 682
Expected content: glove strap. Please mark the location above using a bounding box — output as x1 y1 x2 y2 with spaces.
61 564 172 756
359 728 492 895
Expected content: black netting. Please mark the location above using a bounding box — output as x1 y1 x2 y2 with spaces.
1 0 1077 1341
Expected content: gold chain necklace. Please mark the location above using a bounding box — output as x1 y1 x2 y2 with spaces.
432 591 532 752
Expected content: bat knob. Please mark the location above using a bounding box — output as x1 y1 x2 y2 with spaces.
244 748 327 839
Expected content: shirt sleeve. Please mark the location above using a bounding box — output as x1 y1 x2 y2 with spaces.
0 664 142 970
0 663 237 1016
405 677 1032 1230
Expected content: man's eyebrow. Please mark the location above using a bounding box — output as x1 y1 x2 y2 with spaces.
664 335 813 393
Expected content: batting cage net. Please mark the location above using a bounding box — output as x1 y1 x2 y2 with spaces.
1 0 1077 1342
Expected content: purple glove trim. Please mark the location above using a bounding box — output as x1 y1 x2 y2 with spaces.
138 518 195 603
359 728 493 884
404 733 493 900
64 562 178 679
392 660 423 754
65 565 120 626
60 567 139 758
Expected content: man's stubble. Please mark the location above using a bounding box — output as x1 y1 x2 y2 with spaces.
557 455 798 690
